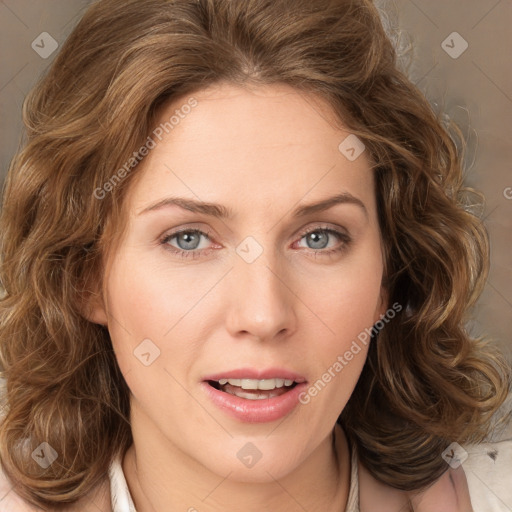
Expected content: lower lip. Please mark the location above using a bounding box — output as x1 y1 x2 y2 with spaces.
201 381 308 423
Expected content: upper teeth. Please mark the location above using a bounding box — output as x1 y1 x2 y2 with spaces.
218 378 294 390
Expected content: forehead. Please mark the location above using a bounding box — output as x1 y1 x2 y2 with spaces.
125 82 376 218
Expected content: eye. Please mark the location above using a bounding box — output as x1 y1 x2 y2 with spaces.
294 226 351 257
160 228 215 258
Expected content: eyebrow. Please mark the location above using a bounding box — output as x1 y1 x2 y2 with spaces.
138 192 368 219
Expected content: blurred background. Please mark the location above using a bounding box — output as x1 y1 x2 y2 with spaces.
0 1 511 437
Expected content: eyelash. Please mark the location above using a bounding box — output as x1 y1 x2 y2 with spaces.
159 225 351 260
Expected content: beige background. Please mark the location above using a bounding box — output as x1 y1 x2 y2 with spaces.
0 1 511 436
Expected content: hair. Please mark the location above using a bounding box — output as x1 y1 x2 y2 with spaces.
0 0 510 508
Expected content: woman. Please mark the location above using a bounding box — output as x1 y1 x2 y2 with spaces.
0 0 510 510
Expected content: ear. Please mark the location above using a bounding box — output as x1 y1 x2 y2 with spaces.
81 291 109 326
373 284 389 325
77 268 109 326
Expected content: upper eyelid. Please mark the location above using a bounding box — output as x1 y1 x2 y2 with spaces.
163 223 347 237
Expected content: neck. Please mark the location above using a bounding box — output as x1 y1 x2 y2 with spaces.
122 406 351 512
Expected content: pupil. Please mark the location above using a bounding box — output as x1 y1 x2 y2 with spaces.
178 231 200 250
308 231 328 249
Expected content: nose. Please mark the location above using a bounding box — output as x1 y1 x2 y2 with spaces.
224 244 298 342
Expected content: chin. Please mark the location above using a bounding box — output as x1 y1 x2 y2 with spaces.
195 439 305 483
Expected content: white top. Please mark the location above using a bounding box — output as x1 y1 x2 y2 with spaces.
463 438 512 511
109 452 137 512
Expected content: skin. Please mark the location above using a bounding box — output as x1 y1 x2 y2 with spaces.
83 82 472 511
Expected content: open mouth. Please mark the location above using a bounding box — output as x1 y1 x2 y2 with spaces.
202 373 308 422
207 378 299 400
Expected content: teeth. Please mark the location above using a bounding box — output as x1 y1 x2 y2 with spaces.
224 387 283 400
217 378 295 390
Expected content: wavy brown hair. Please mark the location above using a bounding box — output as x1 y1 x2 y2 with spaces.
0 0 510 508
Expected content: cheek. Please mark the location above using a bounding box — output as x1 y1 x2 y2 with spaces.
296 243 383 411
103 249 224 396
103 257 199 416
103 254 189 373
307 248 384 339
106 248 207 335
297 268 380 418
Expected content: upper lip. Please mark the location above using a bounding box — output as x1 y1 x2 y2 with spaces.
203 367 307 383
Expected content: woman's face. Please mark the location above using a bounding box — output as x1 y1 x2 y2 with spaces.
88 82 387 481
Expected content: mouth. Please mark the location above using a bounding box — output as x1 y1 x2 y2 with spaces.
207 378 300 400
201 370 308 423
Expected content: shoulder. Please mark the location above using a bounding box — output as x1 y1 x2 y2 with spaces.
357 438 512 512
358 460 470 511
